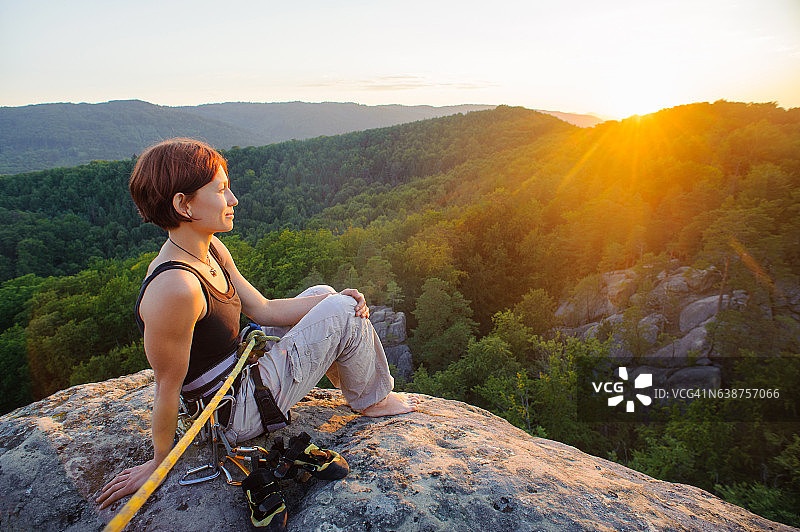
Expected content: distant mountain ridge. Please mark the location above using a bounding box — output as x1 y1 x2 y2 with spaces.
0 100 494 174
0 100 601 174
174 101 499 141
534 109 604 128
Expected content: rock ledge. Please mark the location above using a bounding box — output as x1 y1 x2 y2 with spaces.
0 371 794 531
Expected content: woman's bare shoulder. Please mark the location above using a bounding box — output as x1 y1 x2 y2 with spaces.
139 267 205 322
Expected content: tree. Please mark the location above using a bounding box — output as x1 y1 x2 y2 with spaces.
491 310 533 361
0 274 42 331
69 341 147 387
333 264 360 291
611 304 650 361
358 255 402 307
530 335 609 450
409 335 519 408
25 255 148 398
0 325 30 414
513 288 557 337
410 278 477 371
598 241 627 272
477 370 536 433
700 202 784 311
250 229 345 298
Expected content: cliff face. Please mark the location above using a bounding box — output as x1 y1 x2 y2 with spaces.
0 371 794 532
370 305 414 380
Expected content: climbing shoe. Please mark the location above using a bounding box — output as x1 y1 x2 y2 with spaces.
241 468 287 531
283 432 349 481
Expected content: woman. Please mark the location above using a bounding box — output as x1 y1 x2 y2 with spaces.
96 138 418 510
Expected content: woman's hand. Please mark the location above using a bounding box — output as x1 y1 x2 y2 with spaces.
340 288 369 319
96 458 159 510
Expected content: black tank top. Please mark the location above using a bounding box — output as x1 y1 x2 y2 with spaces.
135 244 242 385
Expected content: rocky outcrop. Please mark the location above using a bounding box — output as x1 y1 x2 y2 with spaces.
775 280 800 319
369 306 407 346
638 313 667 345
1 372 794 531
679 295 723 333
558 266 761 368
384 344 414 381
651 320 714 366
555 269 638 326
679 292 748 333
681 266 722 293
577 313 667 365
558 266 729 331
369 305 413 380
668 366 722 390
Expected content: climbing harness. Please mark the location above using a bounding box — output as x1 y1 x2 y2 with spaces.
104 327 348 531
177 327 286 486
103 337 256 532
239 324 292 433
249 356 291 433
180 352 241 401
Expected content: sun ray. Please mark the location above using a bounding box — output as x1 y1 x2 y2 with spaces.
556 128 613 196
728 236 778 294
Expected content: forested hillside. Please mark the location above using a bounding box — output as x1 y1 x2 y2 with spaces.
1 102 799 525
0 107 567 281
0 100 495 174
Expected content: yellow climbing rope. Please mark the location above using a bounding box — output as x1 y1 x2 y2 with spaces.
103 338 256 532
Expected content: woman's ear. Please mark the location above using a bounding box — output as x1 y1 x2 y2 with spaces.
173 192 192 219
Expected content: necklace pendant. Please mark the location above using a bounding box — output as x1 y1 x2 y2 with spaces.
209 267 217 277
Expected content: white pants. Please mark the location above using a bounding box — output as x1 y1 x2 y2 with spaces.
227 285 394 442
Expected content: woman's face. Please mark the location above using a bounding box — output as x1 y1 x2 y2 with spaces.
184 165 238 233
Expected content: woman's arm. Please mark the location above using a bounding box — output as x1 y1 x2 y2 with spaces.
211 236 369 325
142 270 201 460
96 269 203 509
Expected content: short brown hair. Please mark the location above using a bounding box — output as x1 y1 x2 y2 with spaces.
129 138 228 229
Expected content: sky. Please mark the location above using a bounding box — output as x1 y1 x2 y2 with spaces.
1 0 799 119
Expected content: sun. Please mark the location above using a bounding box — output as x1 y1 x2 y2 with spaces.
603 82 681 120
593 42 691 120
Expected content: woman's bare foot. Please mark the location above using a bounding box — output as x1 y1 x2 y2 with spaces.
359 392 421 417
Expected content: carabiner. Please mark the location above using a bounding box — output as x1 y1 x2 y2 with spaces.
219 455 250 486
179 464 220 485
